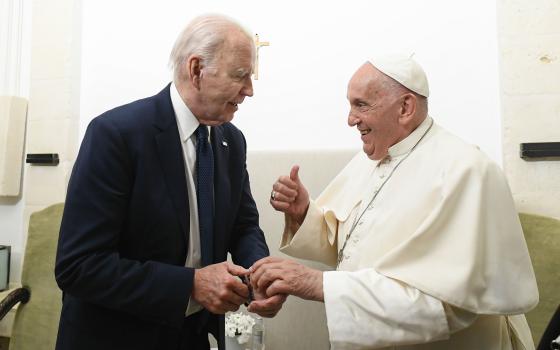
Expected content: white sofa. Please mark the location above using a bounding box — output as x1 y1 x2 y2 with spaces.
245 149 356 350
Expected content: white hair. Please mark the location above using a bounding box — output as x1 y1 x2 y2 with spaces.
169 14 254 80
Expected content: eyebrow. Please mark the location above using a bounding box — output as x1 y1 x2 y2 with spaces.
350 98 367 105
234 68 250 77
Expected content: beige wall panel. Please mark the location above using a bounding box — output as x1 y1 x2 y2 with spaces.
0 96 28 196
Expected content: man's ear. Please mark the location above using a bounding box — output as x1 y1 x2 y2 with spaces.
398 93 417 125
186 56 203 90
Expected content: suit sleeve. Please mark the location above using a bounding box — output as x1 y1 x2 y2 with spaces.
55 116 192 328
228 131 269 268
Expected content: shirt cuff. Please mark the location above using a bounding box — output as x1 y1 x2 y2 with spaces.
185 297 203 317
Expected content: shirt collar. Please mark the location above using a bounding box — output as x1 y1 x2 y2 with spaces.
388 115 433 158
170 82 201 142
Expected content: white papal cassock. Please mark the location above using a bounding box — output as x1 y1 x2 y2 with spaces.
280 116 539 350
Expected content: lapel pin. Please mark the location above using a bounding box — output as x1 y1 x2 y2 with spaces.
222 140 228 147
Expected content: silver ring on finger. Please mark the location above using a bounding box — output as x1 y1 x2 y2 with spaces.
271 190 276 200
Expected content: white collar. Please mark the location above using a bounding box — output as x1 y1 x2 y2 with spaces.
170 82 206 142
388 116 433 158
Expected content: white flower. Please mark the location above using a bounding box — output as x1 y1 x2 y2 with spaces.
225 312 256 344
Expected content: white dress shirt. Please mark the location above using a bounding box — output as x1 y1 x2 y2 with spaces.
170 82 210 316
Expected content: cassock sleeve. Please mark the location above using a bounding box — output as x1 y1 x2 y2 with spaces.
280 151 370 266
280 200 338 266
281 201 479 349
323 268 478 349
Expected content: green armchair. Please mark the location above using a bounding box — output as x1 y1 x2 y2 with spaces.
0 203 64 350
520 213 560 348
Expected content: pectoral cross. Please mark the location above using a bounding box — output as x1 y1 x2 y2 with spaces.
253 34 269 80
337 250 345 268
337 234 351 268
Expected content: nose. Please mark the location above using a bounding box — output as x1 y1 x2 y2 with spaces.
348 111 359 127
241 76 253 97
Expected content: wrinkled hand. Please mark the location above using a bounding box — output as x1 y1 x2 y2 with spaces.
270 165 310 225
247 288 287 318
192 262 250 314
250 257 323 302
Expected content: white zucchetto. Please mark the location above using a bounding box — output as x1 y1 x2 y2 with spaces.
369 54 430 97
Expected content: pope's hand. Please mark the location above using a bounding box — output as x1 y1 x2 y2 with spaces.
250 257 323 302
246 288 287 318
192 262 250 314
269 165 310 225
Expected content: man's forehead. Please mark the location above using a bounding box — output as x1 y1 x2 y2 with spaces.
350 63 375 82
348 66 378 96
220 38 254 69
223 30 253 51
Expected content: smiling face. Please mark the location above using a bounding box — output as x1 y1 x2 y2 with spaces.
346 63 410 160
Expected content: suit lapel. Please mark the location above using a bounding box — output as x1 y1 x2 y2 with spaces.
211 126 230 260
153 85 188 246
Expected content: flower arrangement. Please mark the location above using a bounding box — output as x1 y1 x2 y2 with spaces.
225 312 256 345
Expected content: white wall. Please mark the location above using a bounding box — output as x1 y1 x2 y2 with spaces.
0 0 502 285
0 0 32 285
80 0 503 163
498 0 560 219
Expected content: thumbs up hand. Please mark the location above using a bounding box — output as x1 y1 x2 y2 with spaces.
269 165 310 225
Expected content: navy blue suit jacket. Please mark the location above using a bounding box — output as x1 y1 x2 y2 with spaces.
55 85 269 350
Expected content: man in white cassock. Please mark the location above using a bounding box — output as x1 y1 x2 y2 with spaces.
248 54 539 350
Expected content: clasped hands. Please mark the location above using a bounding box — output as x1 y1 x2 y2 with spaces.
192 261 286 318
192 257 323 318
192 165 322 317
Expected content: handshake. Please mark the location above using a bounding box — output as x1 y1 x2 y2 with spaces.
191 257 324 318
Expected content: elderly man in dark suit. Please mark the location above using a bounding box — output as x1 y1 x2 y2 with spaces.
55 15 284 350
